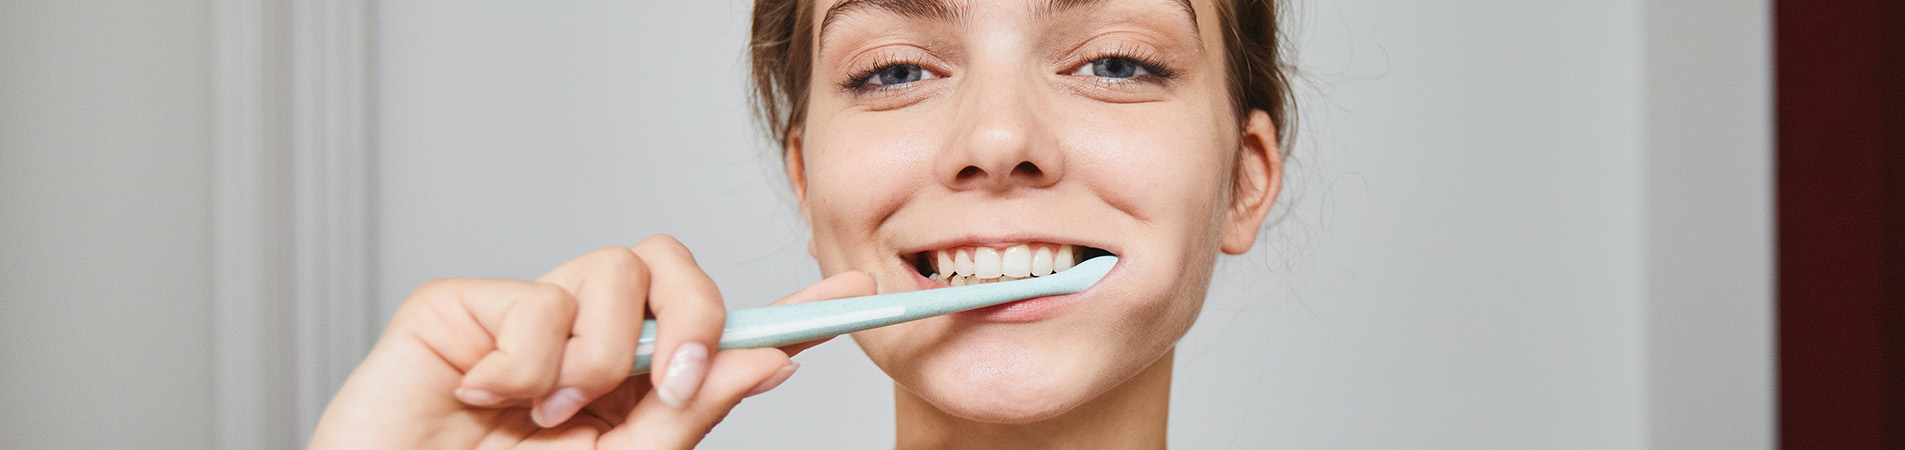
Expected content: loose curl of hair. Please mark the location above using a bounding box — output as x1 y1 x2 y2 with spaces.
748 0 1297 157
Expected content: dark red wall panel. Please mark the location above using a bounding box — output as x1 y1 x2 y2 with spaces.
1777 0 1904 448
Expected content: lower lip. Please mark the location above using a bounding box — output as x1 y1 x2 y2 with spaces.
906 269 1096 323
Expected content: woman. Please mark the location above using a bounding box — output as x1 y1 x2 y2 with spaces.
311 0 1293 447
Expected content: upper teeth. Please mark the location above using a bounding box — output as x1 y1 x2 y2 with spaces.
928 244 1079 286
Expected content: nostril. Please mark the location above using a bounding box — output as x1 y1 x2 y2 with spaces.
1011 161 1041 178
957 166 985 180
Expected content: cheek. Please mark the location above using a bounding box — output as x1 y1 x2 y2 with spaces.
1059 99 1234 338
1058 100 1234 228
1058 101 1234 319
799 112 938 260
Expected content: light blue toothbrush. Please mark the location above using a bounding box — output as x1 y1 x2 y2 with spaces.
631 256 1116 374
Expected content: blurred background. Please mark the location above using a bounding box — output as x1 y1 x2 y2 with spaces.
1 0 1776 448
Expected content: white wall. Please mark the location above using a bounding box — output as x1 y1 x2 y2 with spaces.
1178 0 1652 447
0 1 217 449
374 0 1772 448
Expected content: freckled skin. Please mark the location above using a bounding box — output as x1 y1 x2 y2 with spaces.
786 0 1283 447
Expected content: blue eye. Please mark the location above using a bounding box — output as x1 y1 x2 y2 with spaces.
865 64 932 87
1076 57 1151 79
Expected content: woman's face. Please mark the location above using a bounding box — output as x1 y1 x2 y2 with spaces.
789 0 1278 422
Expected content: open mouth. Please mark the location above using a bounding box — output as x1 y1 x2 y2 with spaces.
910 243 1115 286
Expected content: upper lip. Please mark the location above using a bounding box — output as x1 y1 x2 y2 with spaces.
896 234 1122 257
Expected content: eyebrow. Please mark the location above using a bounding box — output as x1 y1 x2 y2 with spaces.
818 0 1200 50
1043 0 1198 32
821 0 966 38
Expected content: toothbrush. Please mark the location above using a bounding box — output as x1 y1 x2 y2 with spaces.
630 255 1116 374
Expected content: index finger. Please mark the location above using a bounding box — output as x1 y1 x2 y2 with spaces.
529 246 651 427
630 234 727 407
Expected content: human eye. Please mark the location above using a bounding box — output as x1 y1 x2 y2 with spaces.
845 62 939 92
1065 53 1175 84
1074 56 1148 79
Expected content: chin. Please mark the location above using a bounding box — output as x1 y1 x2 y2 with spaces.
884 334 1114 424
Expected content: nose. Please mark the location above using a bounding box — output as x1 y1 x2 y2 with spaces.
935 79 1065 193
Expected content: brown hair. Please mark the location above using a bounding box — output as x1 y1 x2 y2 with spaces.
748 0 1296 154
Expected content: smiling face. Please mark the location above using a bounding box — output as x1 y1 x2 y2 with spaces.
783 0 1282 422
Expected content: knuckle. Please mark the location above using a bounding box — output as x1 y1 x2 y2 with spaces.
412 278 466 298
589 245 643 270
529 283 579 314
635 234 694 260
638 233 683 249
396 278 469 319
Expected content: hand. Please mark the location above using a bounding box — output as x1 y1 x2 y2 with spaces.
309 235 877 449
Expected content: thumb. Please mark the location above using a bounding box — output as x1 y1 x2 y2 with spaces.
765 271 879 356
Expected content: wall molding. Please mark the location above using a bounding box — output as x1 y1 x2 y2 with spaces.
212 0 375 448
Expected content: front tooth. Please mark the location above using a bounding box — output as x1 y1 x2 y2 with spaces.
1031 246 1054 276
954 249 974 277
951 275 969 286
935 250 952 275
1054 244 1076 272
974 247 1003 278
1002 245 1031 277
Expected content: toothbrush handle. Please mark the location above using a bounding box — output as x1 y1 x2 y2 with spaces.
629 294 916 374
628 256 1115 374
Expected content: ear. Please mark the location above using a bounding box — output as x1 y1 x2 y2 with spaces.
782 128 820 257
784 128 809 207
1221 110 1283 255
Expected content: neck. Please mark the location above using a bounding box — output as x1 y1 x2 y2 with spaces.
894 350 1173 450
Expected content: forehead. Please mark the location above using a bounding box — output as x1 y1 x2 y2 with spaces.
816 0 1203 42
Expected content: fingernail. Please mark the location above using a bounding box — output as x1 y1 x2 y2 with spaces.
454 387 503 407
655 342 708 408
531 387 587 428
745 362 800 397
